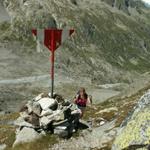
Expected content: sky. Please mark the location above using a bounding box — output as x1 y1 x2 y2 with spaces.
142 0 150 5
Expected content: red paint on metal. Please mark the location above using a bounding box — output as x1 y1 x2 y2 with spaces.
44 29 52 51
32 29 74 51
44 29 62 51
32 29 37 36
69 29 74 36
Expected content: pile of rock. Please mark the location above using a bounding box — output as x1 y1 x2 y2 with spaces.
13 93 86 147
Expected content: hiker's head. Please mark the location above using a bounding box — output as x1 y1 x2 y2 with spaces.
79 87 86 97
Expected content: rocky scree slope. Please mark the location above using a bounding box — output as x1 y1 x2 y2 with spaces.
0 0 150 84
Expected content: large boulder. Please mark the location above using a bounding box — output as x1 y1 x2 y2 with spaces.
13 127 45 147
112 90 150 150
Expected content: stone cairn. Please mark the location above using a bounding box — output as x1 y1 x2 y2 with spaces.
13 93 89 147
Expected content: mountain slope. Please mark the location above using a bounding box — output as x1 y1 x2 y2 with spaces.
0 0 150 84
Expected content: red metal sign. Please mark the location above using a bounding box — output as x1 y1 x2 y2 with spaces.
32 29 74 51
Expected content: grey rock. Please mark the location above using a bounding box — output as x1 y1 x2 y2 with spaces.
54 126 69 138
25 100 42 116
40 116 53 128
13 127 43 147
0 144 6 150
52 121 117 150
40 110 64 128
14 116 33 128
38 97 57 111
33 93 44 102
26 101 34 114
32 102 42 116
112 90 150 150
40 109 53 117
24 112 40 127
121 89 150 127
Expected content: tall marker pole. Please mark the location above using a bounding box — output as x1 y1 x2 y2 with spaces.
50 30 55 98
51 49 55 98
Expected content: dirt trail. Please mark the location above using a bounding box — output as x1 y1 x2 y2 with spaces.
0 74 120 112
0 75 50 85
0 74 120 100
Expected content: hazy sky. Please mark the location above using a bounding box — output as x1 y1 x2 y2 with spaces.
142 0 150 4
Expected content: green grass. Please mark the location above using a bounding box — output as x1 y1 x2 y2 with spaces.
0 113 19 122
12 135 58 150
0 21 10 31
0 124 16 148
0 113 18 149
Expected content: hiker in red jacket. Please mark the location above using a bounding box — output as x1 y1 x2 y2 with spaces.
73 87 92 118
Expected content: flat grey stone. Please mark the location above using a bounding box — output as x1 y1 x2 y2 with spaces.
13 127 43 147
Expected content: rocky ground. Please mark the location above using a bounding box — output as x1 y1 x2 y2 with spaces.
0 0 150 149
1 79 150 150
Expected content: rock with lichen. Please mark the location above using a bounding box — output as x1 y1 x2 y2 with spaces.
112 90 150 150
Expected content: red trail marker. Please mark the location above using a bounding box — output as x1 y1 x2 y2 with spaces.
32 28 74 98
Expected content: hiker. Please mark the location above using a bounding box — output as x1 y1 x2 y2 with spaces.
73 87 92 118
